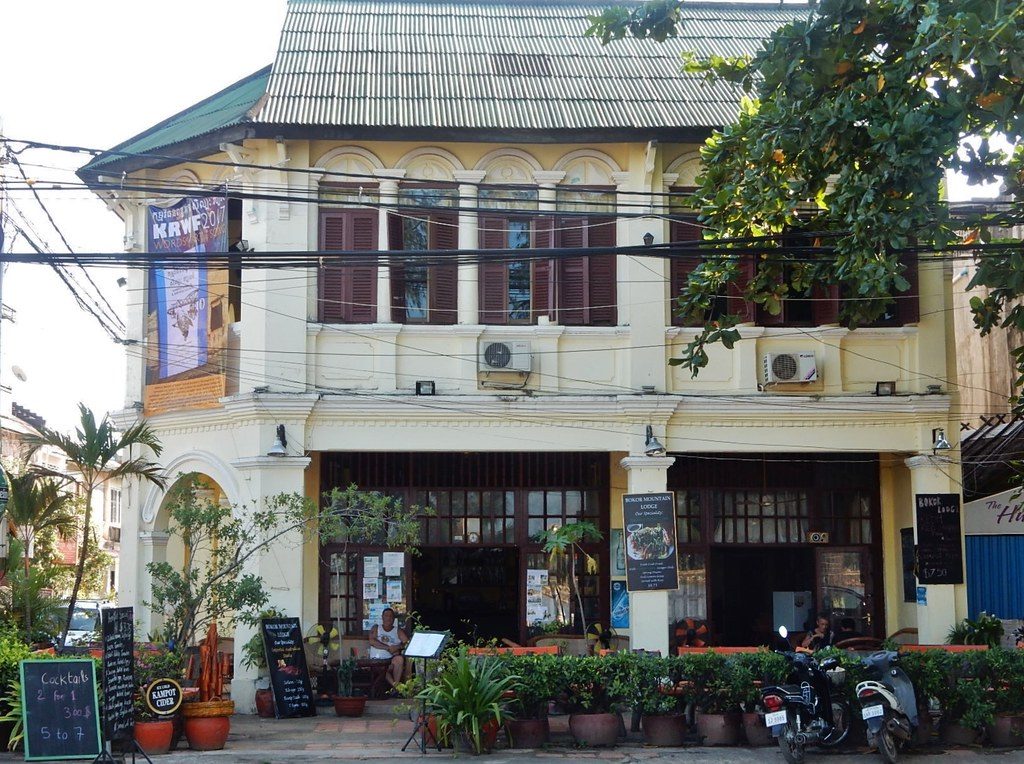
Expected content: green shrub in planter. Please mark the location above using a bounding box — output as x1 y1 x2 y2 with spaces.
979 648 1024 715
502 653 559 719
556 655 624 714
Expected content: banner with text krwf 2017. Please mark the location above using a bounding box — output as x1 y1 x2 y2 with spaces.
145 197 228 415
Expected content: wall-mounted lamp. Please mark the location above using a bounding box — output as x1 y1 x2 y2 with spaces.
875 381 896 396
415 380 436 396
932 427 951 455
644 424 666 457
116 277 128 288
267 424 288 457
643 232 655 246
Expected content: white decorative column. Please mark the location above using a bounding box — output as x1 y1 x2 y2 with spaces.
905 454 964 644
137 531 169 637
374 170 405 323
620 454 676 655
454 170 487 324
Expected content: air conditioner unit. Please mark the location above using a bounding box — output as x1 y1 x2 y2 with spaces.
478 341 532 373
763 351 818 383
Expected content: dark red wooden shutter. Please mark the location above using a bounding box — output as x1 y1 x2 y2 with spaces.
388 213 406 323
479 216 507 324
728 254 757 323
319 211 378 323
532 216 554 322
587 217 617 326
812 284 840 325
319 213 347 322
348 264 378 322
556 217 586 324
669 219 703 326
896 253 920 324
427 213 458 324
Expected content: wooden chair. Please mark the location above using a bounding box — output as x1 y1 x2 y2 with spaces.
834 636 885 651
528 635 590 656
886 627 919 645
466 645 561 656
677 646 762 655
900 644 988 653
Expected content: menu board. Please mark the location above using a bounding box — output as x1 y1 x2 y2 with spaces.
260 618 315 719
622 493 679 592
915 493 964 585
101 606 135 741
20 659 102 760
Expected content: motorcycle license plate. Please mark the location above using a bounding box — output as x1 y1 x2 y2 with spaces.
862 705 884 720
765 711 788 727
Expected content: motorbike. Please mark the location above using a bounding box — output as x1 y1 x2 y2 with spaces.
761 627 851 763
855 651 918 763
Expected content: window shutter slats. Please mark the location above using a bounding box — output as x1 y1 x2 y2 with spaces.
479 262 508 324
348 266 378 323
319 211 378 323
812 283 840 325
432 213 459 251
896 253 920 325
588 253 617 326
669 218 703 326
430 264 458 325
558 257 588 325
728 255 757 323
532 217 554 322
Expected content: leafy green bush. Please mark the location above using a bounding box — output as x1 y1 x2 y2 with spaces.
134 646 185 721
501 653 560 719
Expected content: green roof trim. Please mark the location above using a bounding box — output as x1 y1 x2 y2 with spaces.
80 66 271 175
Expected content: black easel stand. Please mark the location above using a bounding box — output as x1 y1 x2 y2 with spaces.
92 737 154 764
401 657 441 754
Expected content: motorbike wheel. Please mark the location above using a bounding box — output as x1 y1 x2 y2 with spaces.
876 723 900 763
821 700 850 747
778 710 805 764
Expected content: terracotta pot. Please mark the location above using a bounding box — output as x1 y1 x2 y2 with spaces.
254 689 275 719
914 707 935 746
450 717 500 755
134 719 174 755
742 712 773 746
569 712 620 746
505 717 550 748
182 701 234 751
987 713 1024 747
332 695 367 717
424 714 451 748
642 713 687 746
942 721 980 747
695 711 742 746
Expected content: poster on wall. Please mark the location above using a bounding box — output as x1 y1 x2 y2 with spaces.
145 195 229 415
610 529 626 576
611 580 629 628
622 493 679 592
915 493 964 584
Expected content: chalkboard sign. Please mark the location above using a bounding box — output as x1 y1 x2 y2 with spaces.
623 493 680 592
261 618 315 719
20 659 102 760
101 606 134 741
915 493 964 585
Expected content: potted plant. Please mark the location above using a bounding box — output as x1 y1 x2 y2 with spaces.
625 654 688 747
417 650 516 755
239 609 283 718
502 653 557 748
729 651 787 747
682 651 742 745
133 645 185 755
978 648 1024 746
181 624 234 751
332 658 367 717
533 521 603 638
558 655 624 747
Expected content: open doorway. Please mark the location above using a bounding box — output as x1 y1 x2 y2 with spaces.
710 548 815 646
412 548 519 643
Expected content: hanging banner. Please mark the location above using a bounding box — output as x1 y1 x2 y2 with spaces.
145 196 229 415
622 493 679 592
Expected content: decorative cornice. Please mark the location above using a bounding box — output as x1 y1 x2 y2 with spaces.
905 454 955 470
452 170 487 184
532 170 565 185
373 169 406 180
231 455 313 471
139 531 170 546
619 455 676 471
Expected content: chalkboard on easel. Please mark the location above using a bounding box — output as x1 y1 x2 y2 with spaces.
100 606 135 742
915 493 964 585
261 618 315 719
20 659 102 760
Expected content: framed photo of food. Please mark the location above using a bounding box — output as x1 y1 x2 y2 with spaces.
622 493 680 591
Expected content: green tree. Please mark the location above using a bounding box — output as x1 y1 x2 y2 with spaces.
589 0 1024 401
533 521 603 636
24 404 164 647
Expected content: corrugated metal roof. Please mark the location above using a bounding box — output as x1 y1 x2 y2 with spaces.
255 0 808 130
80 66 272 174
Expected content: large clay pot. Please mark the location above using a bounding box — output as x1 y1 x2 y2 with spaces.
332 695 367 717
134 719 174 755
942 721 980 747
695 711 742 746
987 714 1024 747
914 707 935 746
742 711 773 746
254 689 275 719
569 712 620 746
505 717 550 748
642 713 687 746
182 700 234 751
452 718 500 755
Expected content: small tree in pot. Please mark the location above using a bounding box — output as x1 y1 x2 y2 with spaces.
558 655 624 747
682 651 743 745
134 646 185 755
332 658 367 717
502 653 559 748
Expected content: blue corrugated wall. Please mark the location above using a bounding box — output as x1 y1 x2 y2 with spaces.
966 536 1024 620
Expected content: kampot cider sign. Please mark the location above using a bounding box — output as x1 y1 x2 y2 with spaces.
622 493 679 592
145 679 183 716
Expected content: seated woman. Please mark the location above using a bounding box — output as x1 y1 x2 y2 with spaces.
368 608 409 689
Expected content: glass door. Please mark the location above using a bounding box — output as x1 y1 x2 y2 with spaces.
815 547 877 637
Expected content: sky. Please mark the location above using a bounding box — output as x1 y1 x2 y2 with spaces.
0 1 1007 433
0 0 287 431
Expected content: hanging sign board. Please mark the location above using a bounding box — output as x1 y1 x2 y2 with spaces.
260 618 316 719
622 493 679 592
964 488 1024 535
100 606 135 742
145 679 183 716
19 659 102 760
915 493 964 585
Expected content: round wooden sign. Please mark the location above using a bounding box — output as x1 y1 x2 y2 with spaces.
145 678 183 716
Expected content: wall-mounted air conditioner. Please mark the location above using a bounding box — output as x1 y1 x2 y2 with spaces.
478 341 532 373
763 351 818 384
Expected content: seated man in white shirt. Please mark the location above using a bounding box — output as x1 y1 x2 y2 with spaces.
368 608 410 689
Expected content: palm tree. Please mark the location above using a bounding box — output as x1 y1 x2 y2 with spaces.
24 403 165 647
2 470 78 636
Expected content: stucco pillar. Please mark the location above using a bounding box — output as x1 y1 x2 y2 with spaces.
373 171 405 323
533 171 565 329
619 454 676 655
229 454 312 713
454 170 487 324
136 531 169 638
904 454 964 644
